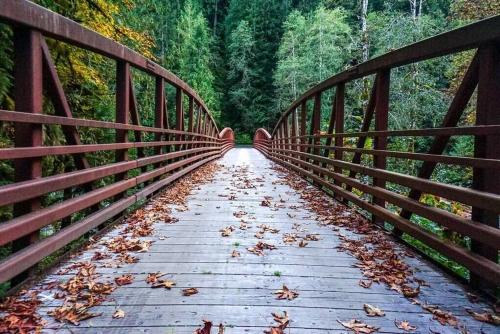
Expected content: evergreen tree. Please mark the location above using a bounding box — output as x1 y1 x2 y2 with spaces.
170 0 220 116
225 21 257 134
274 7 351 113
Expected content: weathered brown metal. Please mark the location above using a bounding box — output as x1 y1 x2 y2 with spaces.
11 27 43 284
396 54 480 238
471 44 500 290
372 70 390 225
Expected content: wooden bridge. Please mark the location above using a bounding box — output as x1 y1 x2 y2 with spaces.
0 1 499 333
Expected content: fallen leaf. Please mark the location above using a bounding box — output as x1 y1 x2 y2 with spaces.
466 309 500 325
231 250 240 257
220 226 235 237
114 274 134 286
395 320 416 331
112 309 125 319
359 280 373 288
146 272 166 284
49 303 101 326
298 239 308 247
337 319 379 333
273 285 299 300
182 288 199 296
194 320 212 334
151 280 176 289
363 304 385 317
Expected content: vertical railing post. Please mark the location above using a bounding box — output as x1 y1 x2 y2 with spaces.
372 70 390 225
311 93 321 157
334 83 345 190
187 96 194 150
110 60 130 224
283 114 290 153
155 76 165 161
291 108 298 152
470 44 500 290
175 87 184 153
11 28 43 284
300 102 307 154
115 61 130 186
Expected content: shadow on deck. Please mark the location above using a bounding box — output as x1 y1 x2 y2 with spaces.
8 148 498 333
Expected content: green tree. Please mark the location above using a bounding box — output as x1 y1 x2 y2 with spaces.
274 7 351 114
169 0 220 116
225 21 258 133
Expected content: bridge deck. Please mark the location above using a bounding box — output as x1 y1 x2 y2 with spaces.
26 148 496 333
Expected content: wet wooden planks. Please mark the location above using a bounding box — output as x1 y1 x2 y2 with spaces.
36 148 496 333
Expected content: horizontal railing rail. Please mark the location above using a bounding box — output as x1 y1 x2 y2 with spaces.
254 16 500 292
0 0 234 286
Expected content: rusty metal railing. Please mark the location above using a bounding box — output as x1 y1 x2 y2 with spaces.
254 16 500 292
0 0 234 286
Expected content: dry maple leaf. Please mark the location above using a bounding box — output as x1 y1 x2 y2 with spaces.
247 246 264 256
49 303 102 326
395 320 416 331
146 272 166 284
338 319 379 333
194 320 212 334
304 234 320 241
422 303 459 327
401 285 420 298
466 309 500 325
220 226 235 237
359 280 373 288
91 252 111 261
261 199 271 206
231 250 240 257
182 288 199 296
233 211 247 218
152 280 176 289
118 253 138 264
114 274 134 286
363 304 385 317
273 285 299 300
264 311 290 333
113 308 125 319
282 233 298 243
